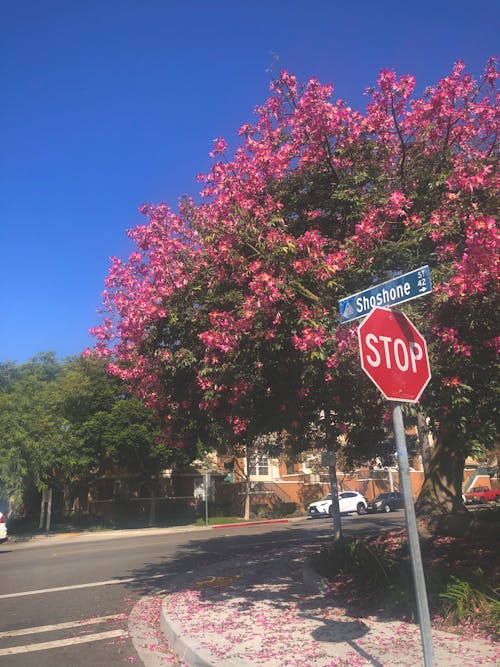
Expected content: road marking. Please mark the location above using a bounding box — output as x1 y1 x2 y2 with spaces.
0 573 169 599
0 630 127 655
0 614 125 638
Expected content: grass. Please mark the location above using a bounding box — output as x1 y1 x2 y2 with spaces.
194 516 247 526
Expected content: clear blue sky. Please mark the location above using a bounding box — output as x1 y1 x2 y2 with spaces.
1 1 498 363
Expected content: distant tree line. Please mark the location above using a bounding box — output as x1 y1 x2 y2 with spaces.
0 353 192 521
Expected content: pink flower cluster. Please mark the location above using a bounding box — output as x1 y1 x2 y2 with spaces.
292 326 327 352
89 58 499 444
435 327 472 357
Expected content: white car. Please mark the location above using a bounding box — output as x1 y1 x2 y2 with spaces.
0 511 7 544
308 491 367 518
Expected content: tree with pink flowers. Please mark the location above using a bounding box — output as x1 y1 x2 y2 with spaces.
91 58 499 530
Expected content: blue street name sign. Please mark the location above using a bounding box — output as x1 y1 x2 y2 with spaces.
339 265 432 324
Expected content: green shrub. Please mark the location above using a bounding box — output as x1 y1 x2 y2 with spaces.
312 535 500 632
311 534 416 615
250 503 270 518
439 568 500 628
271 500 297 518
312 537 400 589
250 500 297 519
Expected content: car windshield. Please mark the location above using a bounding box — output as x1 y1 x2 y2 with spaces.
373 494 390 501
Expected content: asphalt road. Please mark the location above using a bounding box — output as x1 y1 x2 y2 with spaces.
0 512 406 666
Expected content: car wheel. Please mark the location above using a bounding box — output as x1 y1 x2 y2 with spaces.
384 503 391 513
357 503 366 515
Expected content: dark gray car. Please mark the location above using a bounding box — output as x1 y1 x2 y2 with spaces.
366 491 404 513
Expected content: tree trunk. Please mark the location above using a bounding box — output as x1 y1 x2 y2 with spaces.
63 483 72 517
416 412 432 475
241 447 254 520
148 485 156 527
325 413 343 544
39 490 46 530
149 472 161 526
327 444 343 544
243 482 251 520
415 436 466 516
46 487 53 532
232 451 251 520
414 435 471 537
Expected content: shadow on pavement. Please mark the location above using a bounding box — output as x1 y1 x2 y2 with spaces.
119 518 405 623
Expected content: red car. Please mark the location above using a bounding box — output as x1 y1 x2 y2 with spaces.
463 486 500 504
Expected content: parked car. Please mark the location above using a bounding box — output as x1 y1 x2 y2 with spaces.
463 486 500 504
0 511 7 544
308 491 367 518
366 492 404 513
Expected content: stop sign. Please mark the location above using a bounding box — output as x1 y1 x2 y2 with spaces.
358 307 431 402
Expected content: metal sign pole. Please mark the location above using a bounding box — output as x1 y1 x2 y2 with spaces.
391 401 435 667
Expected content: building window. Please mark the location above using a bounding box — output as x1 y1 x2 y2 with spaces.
286 461 295 475
302 455 320 474
303 458 313 473
249 456 269 476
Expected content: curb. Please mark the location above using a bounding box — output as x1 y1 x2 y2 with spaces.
7 516 307 548
129 595 178 667
160 605 216 667
212 518 289 529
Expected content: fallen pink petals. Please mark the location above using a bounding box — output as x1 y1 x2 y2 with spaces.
156 546 499 666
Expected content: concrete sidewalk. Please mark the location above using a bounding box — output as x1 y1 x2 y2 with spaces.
159 544 500 667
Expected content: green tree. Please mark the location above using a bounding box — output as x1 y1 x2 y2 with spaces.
0 354 181 520
0 353 63 512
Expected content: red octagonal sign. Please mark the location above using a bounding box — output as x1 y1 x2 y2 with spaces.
358 307 431 402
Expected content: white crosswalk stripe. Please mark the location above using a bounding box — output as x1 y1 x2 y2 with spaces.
0 572 168 599
0 612 131 656
0 576 174 658
0 613 125 638
0 630 127 656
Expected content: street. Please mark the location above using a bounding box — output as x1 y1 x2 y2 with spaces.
0 513 406 666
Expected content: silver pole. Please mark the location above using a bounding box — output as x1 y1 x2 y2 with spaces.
391 401 435 667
